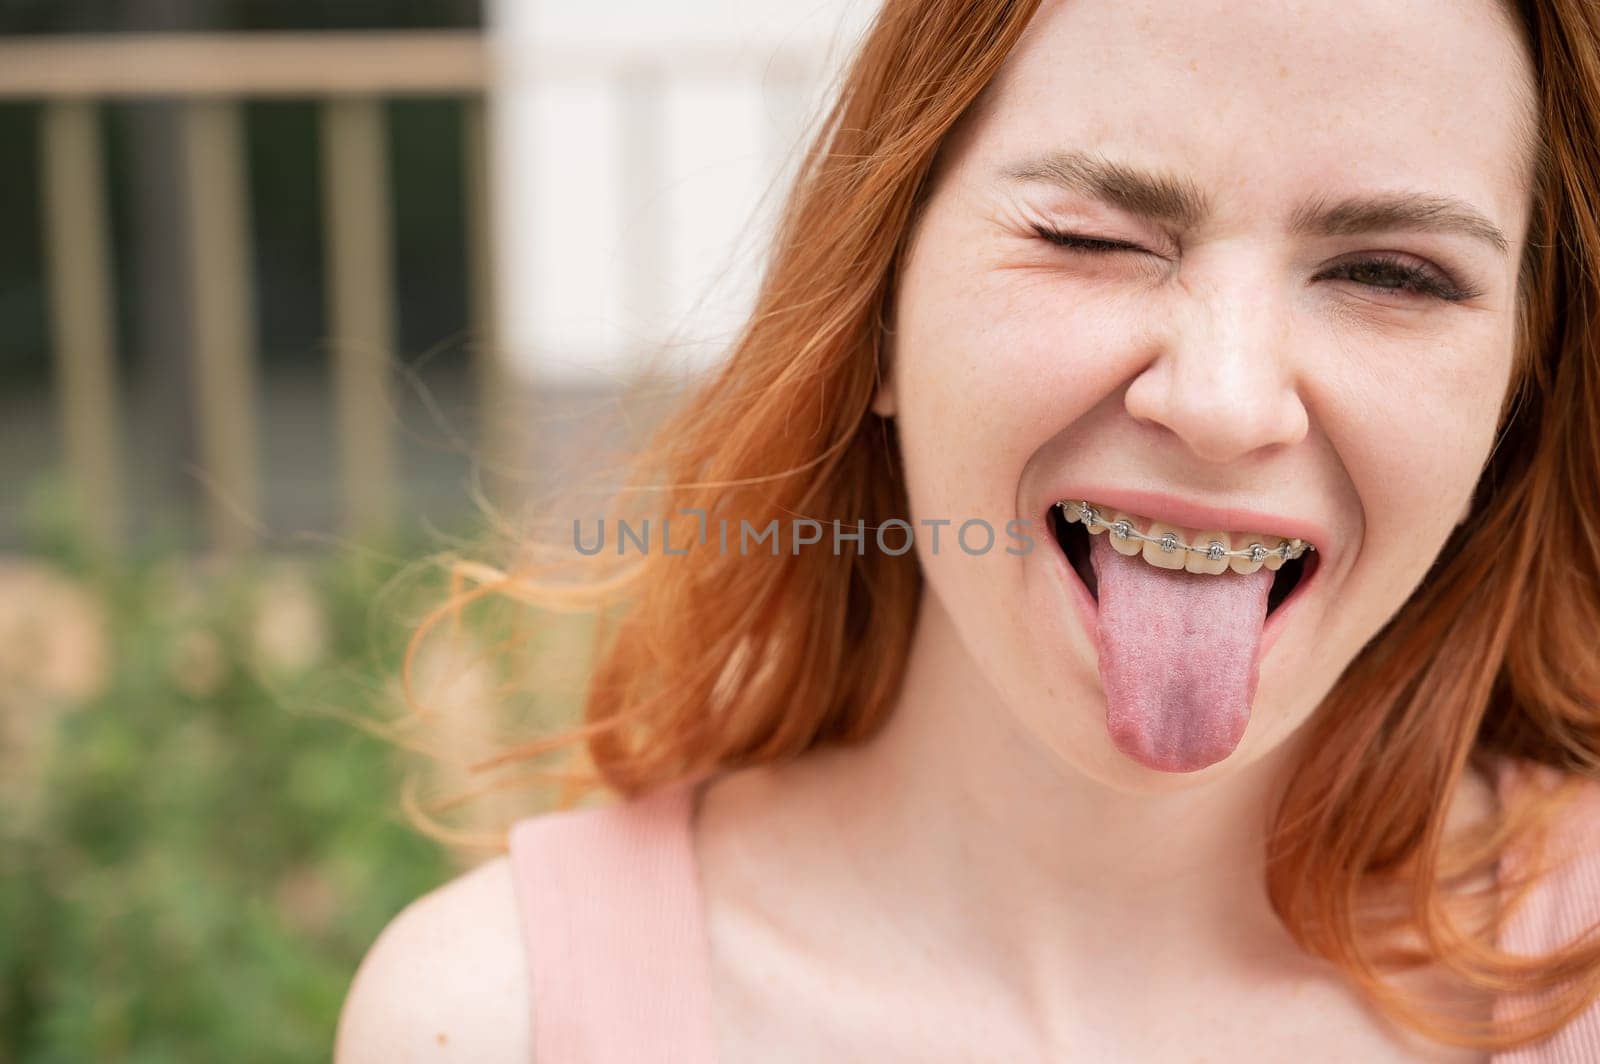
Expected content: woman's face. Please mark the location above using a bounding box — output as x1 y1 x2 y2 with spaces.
880 0 1537 788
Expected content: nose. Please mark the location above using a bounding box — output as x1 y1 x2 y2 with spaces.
1122 254 1309 465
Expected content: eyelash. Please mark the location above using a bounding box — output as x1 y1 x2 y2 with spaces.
1029 225 1482 303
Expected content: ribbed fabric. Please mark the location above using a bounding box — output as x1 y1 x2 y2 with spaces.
507 774 718 1064
506 760 1600 1063
1492 758 1600 1062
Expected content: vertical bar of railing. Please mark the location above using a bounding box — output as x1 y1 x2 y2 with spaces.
180 98 260 554
320 96 397 543
462 93 515 505
463 95 497 372
40 99 123 553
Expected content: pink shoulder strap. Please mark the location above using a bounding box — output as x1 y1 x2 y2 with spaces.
506 775 717 1064
1492 758 1600 1062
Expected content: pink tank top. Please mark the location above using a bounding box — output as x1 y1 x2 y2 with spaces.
505 761 1600 1063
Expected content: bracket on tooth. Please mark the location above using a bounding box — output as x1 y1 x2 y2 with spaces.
1057 500 1315 561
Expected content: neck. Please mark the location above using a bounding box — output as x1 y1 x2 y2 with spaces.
795 591 1312 997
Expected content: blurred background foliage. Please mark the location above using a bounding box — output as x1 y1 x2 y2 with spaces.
0 481 468 1062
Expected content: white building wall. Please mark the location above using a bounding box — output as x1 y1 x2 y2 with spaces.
487 0 878 383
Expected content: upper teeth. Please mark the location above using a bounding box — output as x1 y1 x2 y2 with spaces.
1058 500 1315 576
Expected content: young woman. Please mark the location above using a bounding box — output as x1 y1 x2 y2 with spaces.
336 0 1600 1059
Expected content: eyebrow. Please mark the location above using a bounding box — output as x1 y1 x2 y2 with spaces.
1000 149 1510 256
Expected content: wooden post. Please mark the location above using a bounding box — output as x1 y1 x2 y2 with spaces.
180 97 260 554
40 99 122 552
320 96 397 543
462 93 520 509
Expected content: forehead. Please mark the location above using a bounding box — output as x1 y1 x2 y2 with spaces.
960 0 1538 231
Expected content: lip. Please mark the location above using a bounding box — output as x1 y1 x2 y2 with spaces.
1039 490 1327 664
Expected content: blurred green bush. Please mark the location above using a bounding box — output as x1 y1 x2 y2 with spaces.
0 510 464 1061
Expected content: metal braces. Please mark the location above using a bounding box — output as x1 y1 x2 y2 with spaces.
1057 500 1315 563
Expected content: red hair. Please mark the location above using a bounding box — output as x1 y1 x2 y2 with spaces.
396 0 1600 1050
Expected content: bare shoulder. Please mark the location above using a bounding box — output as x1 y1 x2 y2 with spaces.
334 854 531 1063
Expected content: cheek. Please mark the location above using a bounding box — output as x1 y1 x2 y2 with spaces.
1326 329 1511 575
894 266 1152 516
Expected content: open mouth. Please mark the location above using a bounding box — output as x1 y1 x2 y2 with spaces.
1046 502 1317 618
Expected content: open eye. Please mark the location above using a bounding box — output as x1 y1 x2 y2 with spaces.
1315 255 1479 303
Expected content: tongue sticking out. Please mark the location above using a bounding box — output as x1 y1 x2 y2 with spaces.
1087 532 1274 773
